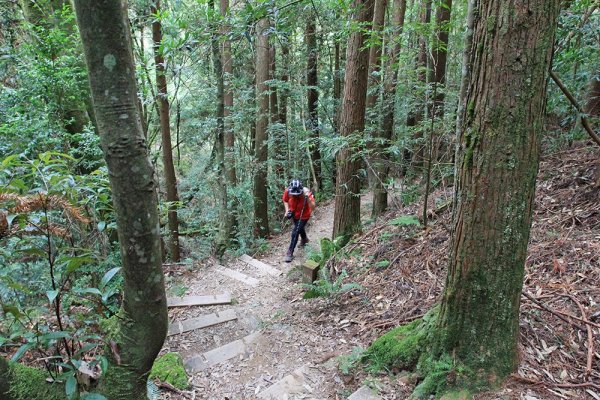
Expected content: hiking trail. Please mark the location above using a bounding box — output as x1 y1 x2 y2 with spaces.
162 193 377 399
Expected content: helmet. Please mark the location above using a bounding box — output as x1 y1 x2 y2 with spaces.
288 179 303 195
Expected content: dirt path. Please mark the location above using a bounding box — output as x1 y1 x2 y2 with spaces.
162 194 374 399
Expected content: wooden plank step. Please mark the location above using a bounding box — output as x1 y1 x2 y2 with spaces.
184 331 261 373
215 266 259 287
258 366 313 399
167 309 237 336
348 386 382 400
239 254 282 276
167 294 231 308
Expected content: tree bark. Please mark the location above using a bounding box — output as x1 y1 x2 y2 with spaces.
152 0 180 261
306 18 322 191
432 0 560 390
332 0 375 242
254 17 270 238
372 0 406 217
74 1 168 398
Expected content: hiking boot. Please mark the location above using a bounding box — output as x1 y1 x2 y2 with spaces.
300 238 310 248
284 251 293 263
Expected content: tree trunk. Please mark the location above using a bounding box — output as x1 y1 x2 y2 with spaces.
254 17 270 238
279 43 290 178
270 43 286 185
306 18 322 191
432 0 560 391
372 0 406 217
405 0 431 168
332 0 375 242
74 1 168 398
152 0 180 262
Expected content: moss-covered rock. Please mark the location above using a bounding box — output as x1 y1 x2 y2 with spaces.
149 352 188 390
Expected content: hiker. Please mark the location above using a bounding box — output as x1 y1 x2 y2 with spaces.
282 179 315 262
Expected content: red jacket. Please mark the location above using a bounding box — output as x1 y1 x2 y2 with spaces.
282 188 315 220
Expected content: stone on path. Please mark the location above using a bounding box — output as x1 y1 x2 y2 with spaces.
215 265 260 287
348 385 382 400
167 294 231 308
258 366 316 399
167 309 237 336
185 331 261 373
240 254 282 276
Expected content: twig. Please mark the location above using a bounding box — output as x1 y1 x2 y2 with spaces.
563 294 595 378
156 381 193 399
513 374 600 390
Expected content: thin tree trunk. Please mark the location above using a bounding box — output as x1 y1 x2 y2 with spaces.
332 0 375 242
432 0 560 390
270 43 286 185
74 1 168 398
427 0 452 119
152 0 180 261
254 17 270 238
279 43 290 178
210 0 230 254
221 0 237 188
372 0 406 217
333 40 342 187
365 0 387 190
306 18 322 191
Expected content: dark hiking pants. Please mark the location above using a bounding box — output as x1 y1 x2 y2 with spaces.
288 218 308 254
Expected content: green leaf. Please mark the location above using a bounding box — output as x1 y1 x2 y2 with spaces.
65 376 77 399
41 331 71 341
81 394 108 400
100 267 121 289
2 304 23 319
11 342 33 362
97 221 106 232
47 290 60 303
76 288 102 296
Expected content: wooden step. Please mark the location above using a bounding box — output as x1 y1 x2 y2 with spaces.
185 331 261 373
167 294 231 308
215 265 259 287
239 254 282 276
167 309 237 336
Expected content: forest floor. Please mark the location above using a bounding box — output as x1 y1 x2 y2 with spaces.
162 141 599 400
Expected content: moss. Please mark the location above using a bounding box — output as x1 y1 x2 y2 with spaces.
363 308 438 373
149 352 188 390
7 362 66 400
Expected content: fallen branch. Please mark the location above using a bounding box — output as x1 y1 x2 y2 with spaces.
156 381 193 399
522 291 586 331
512 374 600 390
549 71 600 148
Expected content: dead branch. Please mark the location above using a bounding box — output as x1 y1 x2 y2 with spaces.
563 294 595 378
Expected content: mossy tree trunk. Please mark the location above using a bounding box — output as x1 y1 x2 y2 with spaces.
432 0 560 390
73 1 168 398
210 0 230 255
254 16 270 238
332 0 375 241
152 0 181 262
